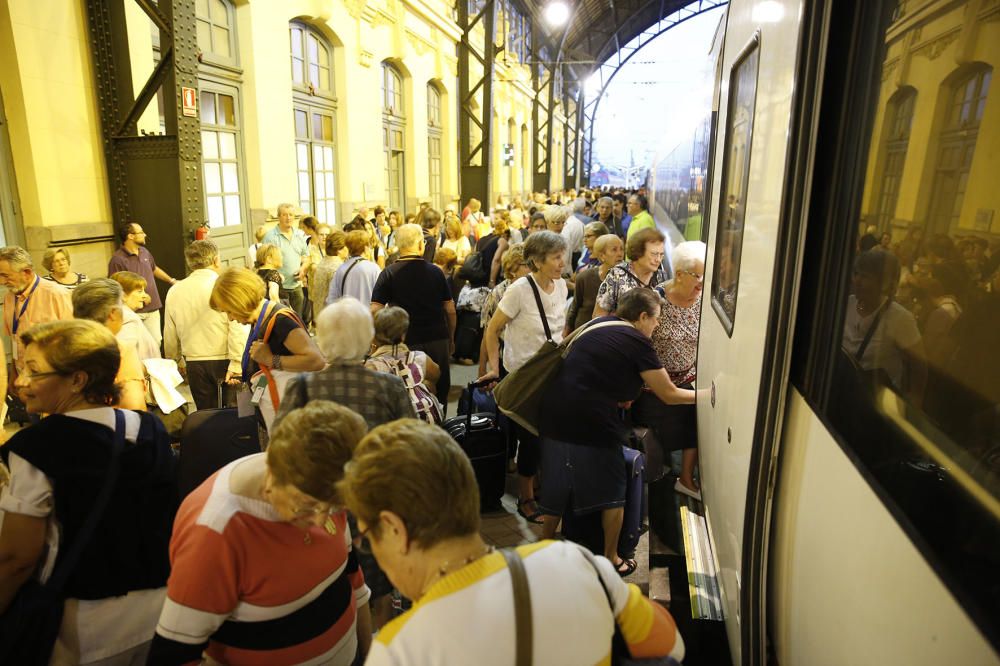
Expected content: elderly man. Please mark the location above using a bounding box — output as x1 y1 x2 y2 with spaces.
371 223 456 410
0 246 73 397
563 199 588 271
593 196 624 238
163 240 250 411
261 203 310 317
108 222 178 348
625 193 656 239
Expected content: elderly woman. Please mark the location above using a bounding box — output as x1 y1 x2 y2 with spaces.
149 401 373 664
442 216 472 264
275 297 416 628
538 288 696 576
842 248 926 404
365 306 443 423
311 230 348 326
210 267 324 428
577 220 610 272
631 241 707 500
72 278 149 411
593 227 666 317
480 231 568 524
109 271 161 361
41 248 87 290
0 319 176 664
477 243 529 375
566 234 624 335
338 419 685 665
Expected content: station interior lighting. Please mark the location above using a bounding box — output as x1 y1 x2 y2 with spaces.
544 1 571 27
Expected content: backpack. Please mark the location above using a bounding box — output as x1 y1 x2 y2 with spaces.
368 352 443 424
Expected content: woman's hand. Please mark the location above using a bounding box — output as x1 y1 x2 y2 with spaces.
249 340 273 366
477 369 500 390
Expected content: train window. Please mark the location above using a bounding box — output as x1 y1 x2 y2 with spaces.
815 0 999 647
710 35 759 336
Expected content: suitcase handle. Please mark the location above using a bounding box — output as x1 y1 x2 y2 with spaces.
464 380 493 427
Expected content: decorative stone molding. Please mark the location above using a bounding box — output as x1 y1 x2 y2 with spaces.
912 28 960 60
359 48 375 67
406 29 434 56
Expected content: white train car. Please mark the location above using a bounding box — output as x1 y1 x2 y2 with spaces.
671 0 1000 663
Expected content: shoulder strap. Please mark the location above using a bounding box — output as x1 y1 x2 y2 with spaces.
855 300 889 362
340 257 362 295
577 546 632 662
526 276 553 343
500 548 533 666
47 409 126 593
565 319 633 350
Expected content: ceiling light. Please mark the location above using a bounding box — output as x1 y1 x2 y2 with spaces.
544 1 570 27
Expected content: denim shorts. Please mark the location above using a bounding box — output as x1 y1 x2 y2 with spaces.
537 437 627 516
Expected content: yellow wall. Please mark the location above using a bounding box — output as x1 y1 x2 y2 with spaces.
0 0 570 272
861 0 1000 239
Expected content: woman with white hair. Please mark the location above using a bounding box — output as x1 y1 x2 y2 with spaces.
631 240 707 501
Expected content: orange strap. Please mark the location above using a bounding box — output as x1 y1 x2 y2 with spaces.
258 306 306 410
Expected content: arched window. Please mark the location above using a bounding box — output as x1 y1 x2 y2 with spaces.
927 66 991 233
383 63 406 211
427 83 443 210
873 87 916 229
196 0 238 66
291 22 338 224
290 22 334 96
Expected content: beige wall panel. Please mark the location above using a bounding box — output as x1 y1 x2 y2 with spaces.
0 0 110 232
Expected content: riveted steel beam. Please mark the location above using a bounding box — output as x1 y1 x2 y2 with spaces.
458 0 498 208
531 22 555 193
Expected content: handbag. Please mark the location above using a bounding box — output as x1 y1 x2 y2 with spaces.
457 251 489 284
630 425 666 483
500 548 533 666
578 547 681 666
0 410 126 664
493 277 629 435
252 305 306 431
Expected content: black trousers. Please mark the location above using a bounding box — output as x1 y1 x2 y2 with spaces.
408 338 450 414
186 359 231 411
279 286 305 319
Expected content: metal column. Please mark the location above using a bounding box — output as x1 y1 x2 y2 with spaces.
563 83 581 190
531 29 555 194
85 0 204 279
457 0 498 209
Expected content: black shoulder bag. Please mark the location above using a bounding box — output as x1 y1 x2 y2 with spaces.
0 410 127 664
526 275 554 343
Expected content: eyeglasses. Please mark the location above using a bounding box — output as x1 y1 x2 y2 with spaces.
21 370 65 382
290 502 337 521
648 252 666 259
679 269 704 282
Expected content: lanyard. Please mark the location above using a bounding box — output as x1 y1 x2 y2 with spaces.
241 300 272 383
11 275 41 336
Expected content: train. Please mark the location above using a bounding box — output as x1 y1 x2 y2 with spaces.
645 0 999 663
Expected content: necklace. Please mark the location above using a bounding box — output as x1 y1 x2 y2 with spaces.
419 544 495 599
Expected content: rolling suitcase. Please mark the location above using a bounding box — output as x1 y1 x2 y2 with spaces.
442 383 506 512
177 384 261 498
561 446 647 559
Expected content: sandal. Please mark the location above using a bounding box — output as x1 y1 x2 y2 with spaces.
614 557 637 578
516 498 544 524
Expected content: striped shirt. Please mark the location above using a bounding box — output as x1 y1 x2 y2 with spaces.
149 454 369 665
367 540 684 665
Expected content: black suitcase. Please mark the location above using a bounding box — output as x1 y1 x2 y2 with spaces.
561 446 647 559
454 310 483 362
442 386 506 512
177 385 261 498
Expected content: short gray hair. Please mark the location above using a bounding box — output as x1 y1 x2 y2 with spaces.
0 246 33 270
543 207 569 225
373 306 410 346
72 278 124 324
394 224 424 252
316 297 374 362
585 221 609 237
277 203 296 217
596 196 613 208
185 240 219 270
571 198 586 214
523 230 567 271
672 241 706 273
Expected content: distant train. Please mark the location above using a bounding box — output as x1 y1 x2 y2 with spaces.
647 0 999 663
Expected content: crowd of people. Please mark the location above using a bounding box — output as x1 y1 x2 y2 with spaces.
0 185 703 664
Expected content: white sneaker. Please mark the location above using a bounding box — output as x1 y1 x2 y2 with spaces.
674 479 702 502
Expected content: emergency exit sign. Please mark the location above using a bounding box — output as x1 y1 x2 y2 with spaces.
182 87 197 118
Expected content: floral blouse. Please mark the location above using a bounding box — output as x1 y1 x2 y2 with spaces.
650 293 701 386
594 262 665 314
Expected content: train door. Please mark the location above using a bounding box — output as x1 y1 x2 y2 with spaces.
696 0 806 662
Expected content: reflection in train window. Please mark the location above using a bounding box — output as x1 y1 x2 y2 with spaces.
829 0 998 644
711 35 760 336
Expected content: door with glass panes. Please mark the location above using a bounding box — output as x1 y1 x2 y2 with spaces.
199 83 250 267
